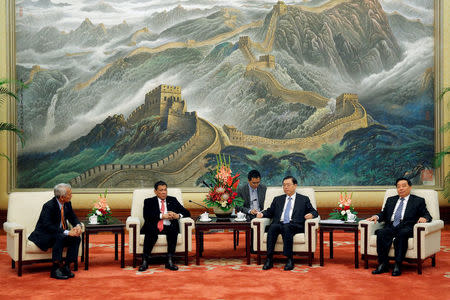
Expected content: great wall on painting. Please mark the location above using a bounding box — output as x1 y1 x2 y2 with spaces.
70 1 369 188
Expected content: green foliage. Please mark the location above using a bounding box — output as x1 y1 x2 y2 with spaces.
0 79 27 162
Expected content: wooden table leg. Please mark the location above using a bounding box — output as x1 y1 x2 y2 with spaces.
246 228 250 265
81 232 85 262
354 230 359 268
196 230 201 265
85 232 89 270
115 232 119 260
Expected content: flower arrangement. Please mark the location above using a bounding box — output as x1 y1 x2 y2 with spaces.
87 190 112 224
203 154 244 212
328 191 358 221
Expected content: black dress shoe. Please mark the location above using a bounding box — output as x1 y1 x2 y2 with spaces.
372 263 389 274
62 265 75 278
165 256 178 271
138 255 149 272
262 257 273 270
284 258 294 271
50 268 69 280
392 263 402 276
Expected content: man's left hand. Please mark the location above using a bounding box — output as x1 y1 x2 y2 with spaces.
304 213 313 220
417 217 427 223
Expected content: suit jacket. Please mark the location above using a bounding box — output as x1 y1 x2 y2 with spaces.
262 193 318 228
236 183 267 214
140 196 191 234
28 197 80 251
377 194 432 229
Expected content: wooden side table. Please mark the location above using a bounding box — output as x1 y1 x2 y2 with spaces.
319 220 359 268
195 217 251 265
81 223 125 270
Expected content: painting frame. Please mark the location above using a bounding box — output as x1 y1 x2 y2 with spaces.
4 0 445 193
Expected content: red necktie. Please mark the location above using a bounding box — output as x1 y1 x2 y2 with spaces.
157 199 165 232
61 205 67 230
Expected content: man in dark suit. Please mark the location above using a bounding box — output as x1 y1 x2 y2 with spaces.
139 181 191 271
256 176 318 271
29 183 82 280
366 177 432 276
236 169 267 217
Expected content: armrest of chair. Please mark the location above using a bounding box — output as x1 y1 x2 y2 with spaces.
251 218 271 251
126 216 141 231
305 217 319 237
414 220 444 239
3 222 25 235
359 220 384 235
179 217 195 235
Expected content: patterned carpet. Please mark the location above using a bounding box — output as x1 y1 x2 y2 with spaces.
0 231 449 299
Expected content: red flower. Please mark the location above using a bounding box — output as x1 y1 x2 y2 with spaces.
344 206 350 210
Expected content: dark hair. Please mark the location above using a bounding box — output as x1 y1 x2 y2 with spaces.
282 176 298 185
395 177 411 187
247 169 261 181
154 181 168 190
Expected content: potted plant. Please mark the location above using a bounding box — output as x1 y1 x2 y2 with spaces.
434 87 450 200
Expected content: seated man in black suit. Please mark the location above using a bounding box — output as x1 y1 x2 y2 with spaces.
366 177 432 276
28 183 82 280
139 181 191 271
236 169 267 218
256 176 318 271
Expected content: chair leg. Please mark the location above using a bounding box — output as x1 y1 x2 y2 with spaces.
133 252 136 268
308 252 312 266
185 251 188 266
432 254 436 267
417 259 423 275
74 261 78 271
364 256 369 269
12 259 15 269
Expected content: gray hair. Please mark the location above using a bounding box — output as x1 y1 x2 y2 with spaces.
54 183 72 197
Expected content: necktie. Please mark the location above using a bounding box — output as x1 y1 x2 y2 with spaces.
158 199 165 232
283 197 292 224
61 205 66 230
393 198 404 227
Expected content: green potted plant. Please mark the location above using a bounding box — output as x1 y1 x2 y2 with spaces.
0 79 26 162
434 87 450 200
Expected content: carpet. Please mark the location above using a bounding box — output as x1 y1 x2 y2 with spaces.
0 231 449 300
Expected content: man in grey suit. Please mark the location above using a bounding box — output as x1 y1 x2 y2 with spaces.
236 170 267 217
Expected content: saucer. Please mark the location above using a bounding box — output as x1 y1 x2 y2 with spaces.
234 218 246 221
199 218 212 222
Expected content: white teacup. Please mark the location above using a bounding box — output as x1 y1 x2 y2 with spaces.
200 212 209 221
236 212 246 220
89 215 98 224
347 213 356 222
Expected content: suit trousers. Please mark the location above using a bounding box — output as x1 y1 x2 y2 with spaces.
376 224 413 264
52 233 81 263
143 223 179 256
266 223 304 258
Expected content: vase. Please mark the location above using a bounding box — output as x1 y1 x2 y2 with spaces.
213 206 233 220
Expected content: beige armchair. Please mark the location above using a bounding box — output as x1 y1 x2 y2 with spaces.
251 187 319 266
3 191 84 276
359 189 444 274
126 189 195 267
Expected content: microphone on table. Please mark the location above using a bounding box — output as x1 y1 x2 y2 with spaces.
188 200 209 210
202 180 212 188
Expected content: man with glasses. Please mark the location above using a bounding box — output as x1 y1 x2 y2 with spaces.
256 176 318 271
236 170 266 217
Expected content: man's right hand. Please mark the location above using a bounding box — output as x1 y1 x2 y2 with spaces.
68 227 81 237
250 209 258 215
365 216 378 223
256 212 263 218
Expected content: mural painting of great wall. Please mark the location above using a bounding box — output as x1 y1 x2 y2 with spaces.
16 0 435 188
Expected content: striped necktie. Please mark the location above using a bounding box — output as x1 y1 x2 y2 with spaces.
393 198 405 227
283 197 292 224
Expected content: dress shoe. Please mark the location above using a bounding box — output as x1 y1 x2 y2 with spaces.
372 263 389 274
62 265 75 278
284 258 294 271
262 257 273 270
165 256 178 271
138 255 149 272
392 263 402 276
50 268 69 280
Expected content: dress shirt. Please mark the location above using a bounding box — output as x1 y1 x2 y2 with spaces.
159 197 182 225
248 184 260 211
57 200 69 236
390 194 410 222
280 194 296 222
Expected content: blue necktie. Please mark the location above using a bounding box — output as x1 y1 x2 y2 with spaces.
393 198 405 227
283 197 292 224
